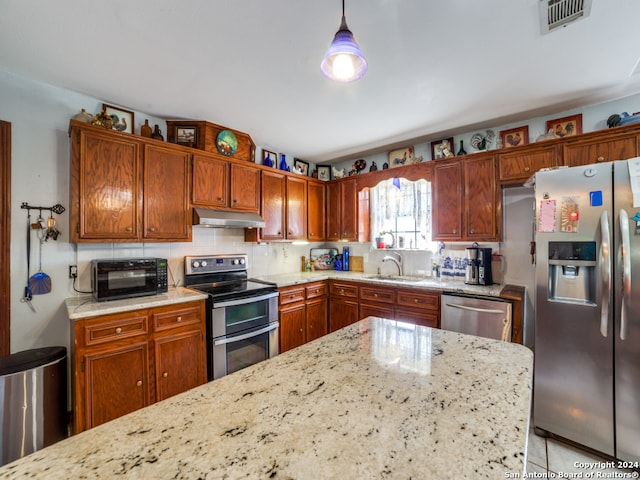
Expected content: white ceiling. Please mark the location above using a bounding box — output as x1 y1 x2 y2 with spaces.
1 0 640 164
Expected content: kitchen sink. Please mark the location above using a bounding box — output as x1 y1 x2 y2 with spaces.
362 274 427 283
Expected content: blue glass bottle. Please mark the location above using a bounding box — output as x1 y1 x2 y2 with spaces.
279 154 287 171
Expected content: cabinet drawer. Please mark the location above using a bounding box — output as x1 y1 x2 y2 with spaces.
359 286 395 304
396 289 439 311
330 282 358 298
83 315 149 347
395 309 439 328
279 286 306 305
152 304 202 332
305 281 327 299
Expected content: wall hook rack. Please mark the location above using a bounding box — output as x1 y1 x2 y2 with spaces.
20 202 65 215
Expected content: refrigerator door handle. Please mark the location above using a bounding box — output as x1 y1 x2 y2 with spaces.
600 210 611 338
620 209 631 341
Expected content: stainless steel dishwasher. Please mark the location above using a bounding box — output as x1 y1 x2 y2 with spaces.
440 293 512 341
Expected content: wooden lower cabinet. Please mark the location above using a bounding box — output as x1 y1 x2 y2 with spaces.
72 300 206 433
357 283 440 328
279 281 328 352
329 281 360 332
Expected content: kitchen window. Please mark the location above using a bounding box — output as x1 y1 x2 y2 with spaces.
370 178 435 250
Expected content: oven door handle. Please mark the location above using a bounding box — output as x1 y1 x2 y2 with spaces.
212 291 279 308
214 322 280 346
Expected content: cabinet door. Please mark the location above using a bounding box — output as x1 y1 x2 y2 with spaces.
143 144 191 241
498 145 560 185
340 178 358 241
154 329 205 402
359 303 394 320
306 297 328 342
230 163 260 212
286 176 308 239
432 160 463 240
83 341 150 429
394 308 439 328
261 171 286 240
463 155 499 241
564 136 637 167
326 182 341 241
192 154 229 208
329 298 360 332
280 303 306 353
72 127 141 241
307 181 326 241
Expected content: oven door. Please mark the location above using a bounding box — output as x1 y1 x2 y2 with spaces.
211 322 279 380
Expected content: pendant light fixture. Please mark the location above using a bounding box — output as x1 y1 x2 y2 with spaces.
320 0 367 83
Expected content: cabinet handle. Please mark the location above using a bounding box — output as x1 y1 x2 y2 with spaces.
453 229 457 234
597 156 605 162
233 199 238 203
115 327 122 334
277 231 281 235
315 289 320 294
524 166 531 172
176 316 182 322
149 227 156 232
374 293 378 298
414 298 419 303
340 289 345 295
218 197 224 201
136 380 143 387
163 372 168 378
125 227 133 232
299 328 303 333
470 229 475 234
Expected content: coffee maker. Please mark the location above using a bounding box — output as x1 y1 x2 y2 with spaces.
465 246 493 285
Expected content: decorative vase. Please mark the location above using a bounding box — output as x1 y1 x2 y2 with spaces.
457 140 467 156
151 124 164 141
279 154 287 171
72 108 93 123
141 119 152 138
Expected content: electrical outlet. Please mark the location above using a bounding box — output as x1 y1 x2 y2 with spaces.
69 265 78 279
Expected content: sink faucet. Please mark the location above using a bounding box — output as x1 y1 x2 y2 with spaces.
382 252 403 276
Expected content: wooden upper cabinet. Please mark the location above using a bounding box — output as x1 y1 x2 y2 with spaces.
143 145 191 241
191 154 229 208
432 155 500 242
497 144 561 185
286 176 307 240
464 155 499 241
327 178 358 241
230 163 260 212
432 159 463 240
260 170 286 240
307 181 326 241
563 133 638 167
71 124 142 241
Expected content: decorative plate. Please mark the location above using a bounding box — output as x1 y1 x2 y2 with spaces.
216 129 238 156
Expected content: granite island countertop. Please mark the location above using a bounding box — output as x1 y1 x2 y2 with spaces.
0 317 533 479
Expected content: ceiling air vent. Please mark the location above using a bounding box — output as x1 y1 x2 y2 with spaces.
540 0 592 34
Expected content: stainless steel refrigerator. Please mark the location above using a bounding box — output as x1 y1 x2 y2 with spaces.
534 159 640 461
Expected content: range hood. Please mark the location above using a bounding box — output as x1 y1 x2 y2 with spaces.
193 208 265 228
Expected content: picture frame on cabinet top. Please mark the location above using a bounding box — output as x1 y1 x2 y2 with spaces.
546 114 582 139
103 104 134 134
317 165 331 181
430 137 455 160
293 158 309 176
262 149 277 167
175 126 197 146
500 125 529 149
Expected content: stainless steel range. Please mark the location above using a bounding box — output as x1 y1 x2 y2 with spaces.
184 254 279 381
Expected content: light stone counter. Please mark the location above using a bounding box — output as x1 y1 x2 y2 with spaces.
257 270 505 297
64 287 208 320
0 317 533 479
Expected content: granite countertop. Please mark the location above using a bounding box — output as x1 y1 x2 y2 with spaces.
257 271 505 297
0 317 533 479
64 287 208 320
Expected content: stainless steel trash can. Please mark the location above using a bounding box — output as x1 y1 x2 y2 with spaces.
0 346 67 466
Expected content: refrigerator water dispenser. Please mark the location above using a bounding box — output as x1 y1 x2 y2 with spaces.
547 241 597 305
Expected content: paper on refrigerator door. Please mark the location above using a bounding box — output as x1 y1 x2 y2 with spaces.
627 158 640 207
539 199 557 232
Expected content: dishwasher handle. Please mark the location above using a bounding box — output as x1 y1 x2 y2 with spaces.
443 302 505 315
